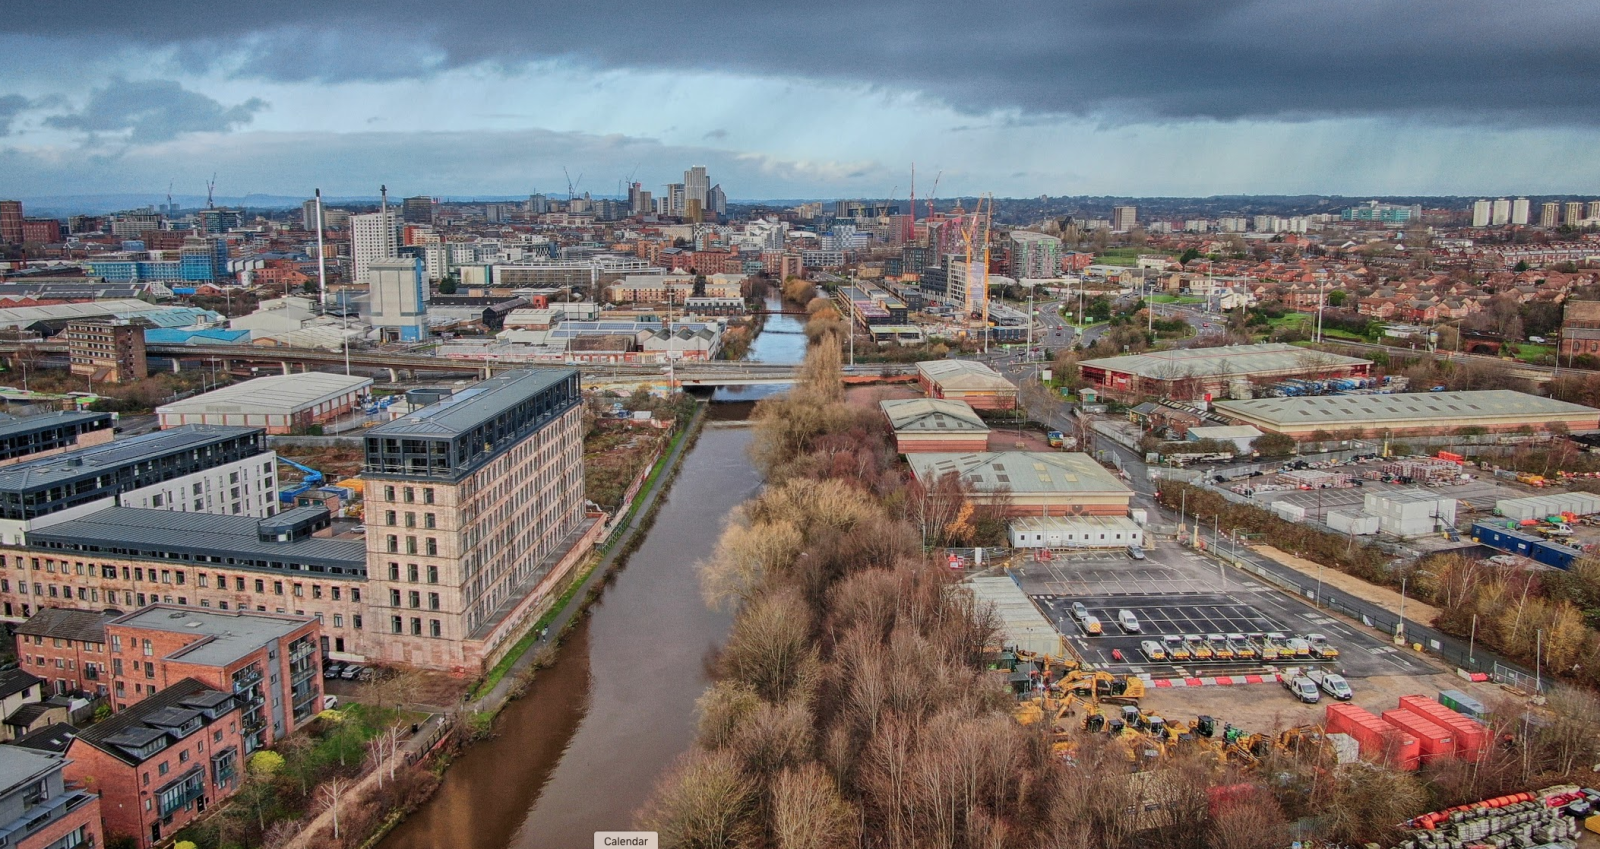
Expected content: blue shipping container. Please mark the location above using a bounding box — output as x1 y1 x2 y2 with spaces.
1471 521 1579 570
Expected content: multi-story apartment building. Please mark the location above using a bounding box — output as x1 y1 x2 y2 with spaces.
1008 231 1063 279
66 678 244 848
1567 202 1586 226
103 605 320 749
1111 205 1137 232
0 746 104 849
1541 202 1561 228
361 369 593 671
66 319 147 385
0 411 114 467
0 201 22 244
14 608 120 697
351 210 399 284
0 425 278 546
5 506 367 657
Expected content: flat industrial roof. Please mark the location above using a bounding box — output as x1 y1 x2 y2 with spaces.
0 411 110 440
1079 343 1370 380
157 373 371 417
880 398 990 432
0 425 261 494
367 369 575 438
1010 515 1142 533
111 605 311 667
1214 390 1600 430
906 452 1131 496
963 577 1061 656
29 506 366 573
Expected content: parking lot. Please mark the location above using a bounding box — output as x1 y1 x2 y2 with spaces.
1013 543 1438 680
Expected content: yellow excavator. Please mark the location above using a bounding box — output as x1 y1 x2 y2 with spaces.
1059 670 1147 704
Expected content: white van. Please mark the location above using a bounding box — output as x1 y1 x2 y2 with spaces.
1117 610 1141 633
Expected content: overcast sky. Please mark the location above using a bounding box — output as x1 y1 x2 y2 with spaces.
3 1 1599 201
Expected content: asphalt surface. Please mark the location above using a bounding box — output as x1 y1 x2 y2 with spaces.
1013 542 1438 681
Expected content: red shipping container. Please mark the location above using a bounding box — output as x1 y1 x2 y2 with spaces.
1399 695 1488 760
1383 709 1454 763
1326 703 1421 770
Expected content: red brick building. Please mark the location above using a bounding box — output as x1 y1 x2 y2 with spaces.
0 746 104 849
105 606 321 752
66 678 244 848
14 609 120 698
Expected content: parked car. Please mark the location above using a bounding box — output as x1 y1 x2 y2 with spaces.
1071 602 1090 622
323 695 340 710
1140 640 1167 662
340 665 363 680
323 663 346 680
1083 615 1103 635
1283 675 1321 703
1307 670 1352 701
1126 545 1146 560
1117 610 1141 634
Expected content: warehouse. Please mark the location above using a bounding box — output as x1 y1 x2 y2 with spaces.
1077 342 1371 401
905 451 1132 517
915 360 1018 410
881 398 991 453
157 373 373 434
1213 390 1600 438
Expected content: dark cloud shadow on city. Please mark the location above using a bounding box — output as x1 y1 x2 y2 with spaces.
2 0 1598 125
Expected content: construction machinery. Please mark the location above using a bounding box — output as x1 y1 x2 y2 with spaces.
1060 670 1146 705
277 457 325 504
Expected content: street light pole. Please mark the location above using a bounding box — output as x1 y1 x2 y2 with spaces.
1398 575 1407 644
1469 613 1477 667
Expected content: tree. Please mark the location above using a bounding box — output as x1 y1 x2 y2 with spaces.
1327 289 1348 307
1252 433 1297 458
1178 247 1201 265
438 275 459 295
319 776 352 840
1515 260 1529 272
639 750 758 848
693 273 707 298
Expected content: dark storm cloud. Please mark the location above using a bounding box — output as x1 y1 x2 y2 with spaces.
5 1 1599 124
0 95 28 135
44 79 266 142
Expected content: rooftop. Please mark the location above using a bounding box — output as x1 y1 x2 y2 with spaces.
0 425 262 494
0 746 64 794
1214 390 1600 427
11 723 77 754
905 452 1131 496
366 368 575 438
74 678 233 765
880 398 990 433
157 373 372 416
0 411 110 441
109 605 313 667
915 360 1018 391
1078 342 1371 380
0 669 41 701
28 507 366 574
16 608 120 644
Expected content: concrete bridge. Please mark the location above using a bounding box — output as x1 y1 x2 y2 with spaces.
0 339 914 387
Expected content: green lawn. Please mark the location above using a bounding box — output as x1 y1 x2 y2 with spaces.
1513 343 1554 363
1148 294 1204 305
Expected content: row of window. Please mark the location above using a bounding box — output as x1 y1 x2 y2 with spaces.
388 589 442 610
387 562 439 583
391 616 443 638
5 557 362 602
383 510 437 528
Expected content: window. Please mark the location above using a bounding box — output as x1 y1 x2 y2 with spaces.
158 762 169 776
385 510 396 525
388 563 400 580
254 579 264 593
353 615 362 630
233 576 242 591
198 574 209 588
332 587 342 601
407 564 418 582
293 583 303 598
391 616 402 634
383 486 395 501
424 513 436 529
111 636 121 653
312 585 323 600
403 487 415 503
410 617 422 636
408 591 420 609
352 588 360 603
427 591 439 610
389 589 401 606
274 581 284 595
423 488 434 504
425 538 437 556
404 512 416 528
427 565 438 584
332 614 343 628
142 639 153 656
429 619 441 638
405 537 417 555
387 536 398 554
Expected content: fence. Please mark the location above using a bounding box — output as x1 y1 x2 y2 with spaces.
1224 549 1544 690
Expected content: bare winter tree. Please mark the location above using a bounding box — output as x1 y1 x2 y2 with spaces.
319 776 352 841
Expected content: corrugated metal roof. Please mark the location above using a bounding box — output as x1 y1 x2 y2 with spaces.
880 398 989 432
906 451 1130 496
963 576 1061 656
157 373 371 417
1080 342 1370 380
1214 390 1598 427
915 360 1017 391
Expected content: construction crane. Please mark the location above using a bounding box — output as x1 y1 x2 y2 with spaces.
166 181 174 215
926 170 941 221
206 173 217 209
562 167 582 200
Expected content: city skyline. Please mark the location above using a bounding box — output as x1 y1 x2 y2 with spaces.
2 2 1600 199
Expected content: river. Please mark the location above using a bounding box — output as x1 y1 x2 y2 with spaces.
378 298 802 849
